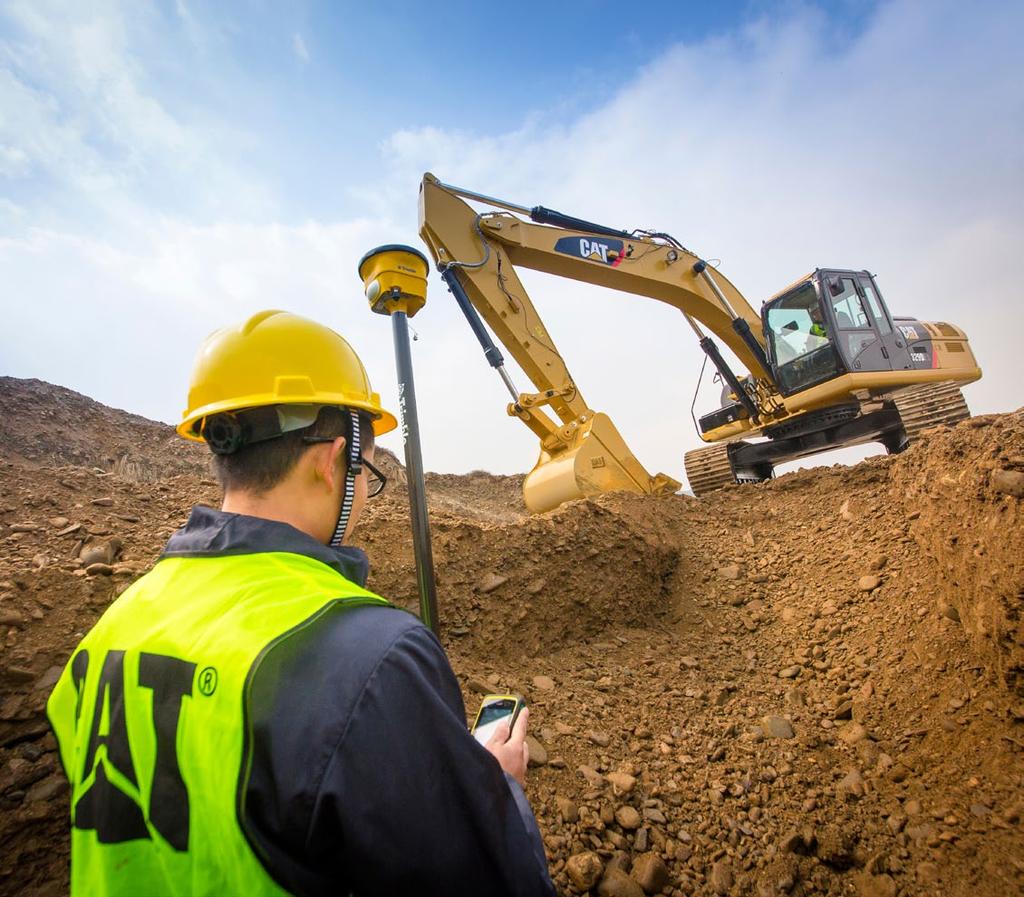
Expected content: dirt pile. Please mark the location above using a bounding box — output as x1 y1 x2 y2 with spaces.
0 376 1021 897
890 413 1024 695
0 378 207 480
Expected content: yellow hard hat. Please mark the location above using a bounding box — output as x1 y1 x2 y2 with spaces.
178 309 397 442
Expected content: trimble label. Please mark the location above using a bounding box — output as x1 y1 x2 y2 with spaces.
554 236 626 267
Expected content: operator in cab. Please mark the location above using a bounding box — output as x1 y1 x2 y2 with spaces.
47 311 555 897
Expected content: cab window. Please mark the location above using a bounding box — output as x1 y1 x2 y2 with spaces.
766 283 830 365
828 276 878 361
859 277 892 335
830 278 870 329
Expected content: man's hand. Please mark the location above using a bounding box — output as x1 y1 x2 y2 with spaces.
485 706 530 787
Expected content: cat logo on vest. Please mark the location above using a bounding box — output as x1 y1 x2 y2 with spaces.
68 649 198 851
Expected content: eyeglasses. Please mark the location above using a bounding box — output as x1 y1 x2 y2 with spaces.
362 456 387 498
302 437 387 499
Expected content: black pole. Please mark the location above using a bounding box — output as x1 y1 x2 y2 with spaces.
391 310 440 634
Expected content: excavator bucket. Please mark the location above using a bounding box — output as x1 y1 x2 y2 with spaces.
523 412 680 513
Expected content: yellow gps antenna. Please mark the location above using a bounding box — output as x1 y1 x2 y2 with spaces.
358 245 439 634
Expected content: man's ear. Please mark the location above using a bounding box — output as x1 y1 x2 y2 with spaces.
313 436 347 491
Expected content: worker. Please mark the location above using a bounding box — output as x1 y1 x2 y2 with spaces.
46 310 556 897
809 304 828 340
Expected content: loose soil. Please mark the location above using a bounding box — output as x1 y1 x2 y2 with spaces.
0 378 1021 896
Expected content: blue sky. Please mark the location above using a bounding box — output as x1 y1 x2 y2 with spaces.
2 0 1021 481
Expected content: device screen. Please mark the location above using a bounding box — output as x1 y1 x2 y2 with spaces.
472 698 519 746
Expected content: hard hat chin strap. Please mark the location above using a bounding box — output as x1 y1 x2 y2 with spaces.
329 410 363 548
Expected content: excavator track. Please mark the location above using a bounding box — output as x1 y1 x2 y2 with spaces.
684 444 736 497
892 381 971 446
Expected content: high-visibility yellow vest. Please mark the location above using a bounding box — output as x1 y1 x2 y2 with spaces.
47 551 391 897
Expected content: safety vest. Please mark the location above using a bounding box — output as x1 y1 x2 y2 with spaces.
47 551 391 897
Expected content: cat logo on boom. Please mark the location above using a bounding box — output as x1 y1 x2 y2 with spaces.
553 236 627 267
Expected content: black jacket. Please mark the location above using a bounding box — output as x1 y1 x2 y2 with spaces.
163 507 555 897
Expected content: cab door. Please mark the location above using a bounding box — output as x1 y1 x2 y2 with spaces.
824 274 891 373
857 274 914 370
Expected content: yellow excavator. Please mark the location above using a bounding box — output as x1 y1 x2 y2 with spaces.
418 174 982 510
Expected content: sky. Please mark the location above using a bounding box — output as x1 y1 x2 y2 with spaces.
2 0 1021 487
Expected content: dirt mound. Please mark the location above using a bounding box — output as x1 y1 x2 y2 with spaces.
0 379 1022 897
890 413 1024 695
0 377 207 480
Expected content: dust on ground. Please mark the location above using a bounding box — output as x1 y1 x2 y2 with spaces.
0 378 1021 897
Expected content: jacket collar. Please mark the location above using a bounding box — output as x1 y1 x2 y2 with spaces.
162 505 370 588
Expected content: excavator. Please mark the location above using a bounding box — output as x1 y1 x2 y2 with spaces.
417 173 982 511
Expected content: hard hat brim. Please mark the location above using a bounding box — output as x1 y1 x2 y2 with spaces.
178 397 398 443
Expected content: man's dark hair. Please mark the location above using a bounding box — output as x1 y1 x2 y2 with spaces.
212 406 375 494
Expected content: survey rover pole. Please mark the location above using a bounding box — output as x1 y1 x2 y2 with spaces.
358 245 439 634
391 309 439 633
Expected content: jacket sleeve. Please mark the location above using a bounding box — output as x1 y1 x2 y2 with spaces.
305 624 555 897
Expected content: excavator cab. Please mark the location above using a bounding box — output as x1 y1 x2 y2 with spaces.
762 269 913 396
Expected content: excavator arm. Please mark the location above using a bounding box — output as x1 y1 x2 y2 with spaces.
418 173 781 512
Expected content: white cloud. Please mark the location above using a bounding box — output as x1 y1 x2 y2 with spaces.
373 0 1024 481
1 0 1020 489
292 32 309 63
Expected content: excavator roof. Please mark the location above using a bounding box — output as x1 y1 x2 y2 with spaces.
764 271 816 305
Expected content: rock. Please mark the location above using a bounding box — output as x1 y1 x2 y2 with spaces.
642 806 666 823
90 497 115 507
915 861 940 885
478 573 508 593
0 608 26 626
709 859 734 895
816 824 855 867
48 516 70 528
903 798 923 816
939 601 961 622
837 769 866 799
630 853 669 894
614 805 642 830
779 830 814 855
525 735 548 767
633 827 648 851
34 665 63 691
588 730 611 747
555 795 579 824
868 554 888 572
26 775 67 803
578 765 604 787
525 578 546 595
79 542 117 566
833 700 854 720
466 677 491 695
840 498 856 521
606 771 636 794
762 715 795 739
991 468 1024 497
597 867 645 897
778 665 801 679
886 813 907 834
858 575 882 592
838 722 869 745
531 674 555 691
86 563 115 576
565 851 603 892
9 523 40 533
854 872 897 897
719 564 741 581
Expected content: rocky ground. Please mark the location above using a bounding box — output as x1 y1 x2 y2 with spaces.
0 378 1021 896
